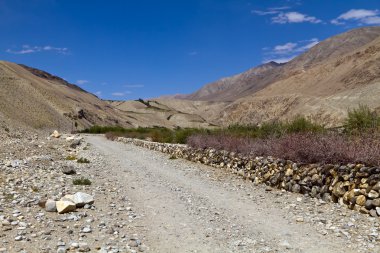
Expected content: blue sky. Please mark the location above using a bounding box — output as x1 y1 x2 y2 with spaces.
1 0 379 100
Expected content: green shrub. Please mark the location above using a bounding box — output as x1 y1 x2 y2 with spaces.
221 117 322 139
285 116 324 134
73 177 92 186
345 104 380 133
256 121 284 138
173 128 202 144
66 155 77 160
31 186 39 192
80 125 127 134
77 157 90 163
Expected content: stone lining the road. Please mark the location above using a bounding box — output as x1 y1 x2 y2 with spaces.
117 137 380 217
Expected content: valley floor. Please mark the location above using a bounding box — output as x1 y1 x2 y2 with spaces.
86 135 380 253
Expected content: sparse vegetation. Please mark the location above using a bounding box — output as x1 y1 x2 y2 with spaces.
4 193 14 201
31 186 40 192
344 104 380 134
187 107 380 166
80 125 127 134
83 125 207 144
188 132 380 166
73 177 92 186
77 157 90 163
66 155 77 160
83 106 380 166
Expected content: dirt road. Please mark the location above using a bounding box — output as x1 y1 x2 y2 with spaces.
86 135 375 253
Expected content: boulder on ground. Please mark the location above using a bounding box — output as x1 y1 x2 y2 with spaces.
70 139 81 149
66 136 76 141
62 166 76 175
60 194 75 202
56 200 76 214
45 199 57 212
73 192 94 207
51 130 61 138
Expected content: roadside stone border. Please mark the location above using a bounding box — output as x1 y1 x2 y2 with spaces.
117 137 380 217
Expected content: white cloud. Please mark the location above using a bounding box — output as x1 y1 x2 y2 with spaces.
332 9 380 25
337 9 377 20
252 7 322 24
112 91 132 97
274 42 298 54
6 45 68 54
263 38 319 63
76 80 89 85
252 6 290 16
188 51 198 56
112 92 125 97
95 91 102 96
270 6 291 11
362 16 380 25
298 38 319 51
252 10 279 16
272 12 322 24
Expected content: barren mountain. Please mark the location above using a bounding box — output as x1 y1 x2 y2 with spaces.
188 26 380 103
218 27 380 126
177 26 380 126
0 61 222 130
0 61 128 131
187 61 284 101
109 98 226 128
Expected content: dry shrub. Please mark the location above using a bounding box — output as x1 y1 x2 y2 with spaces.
105 132 120 141
187 133 380 166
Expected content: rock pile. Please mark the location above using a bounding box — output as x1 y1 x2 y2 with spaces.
118 137 380 217
42 192 95 214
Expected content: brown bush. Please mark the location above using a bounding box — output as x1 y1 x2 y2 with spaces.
187 133 380 166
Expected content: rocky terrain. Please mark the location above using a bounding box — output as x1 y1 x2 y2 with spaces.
1 128 379 252
0 130 148 252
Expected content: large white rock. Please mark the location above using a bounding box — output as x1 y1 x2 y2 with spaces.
73 192 94 207
66 136 76 141
56 201 76 214
51 130 61 138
